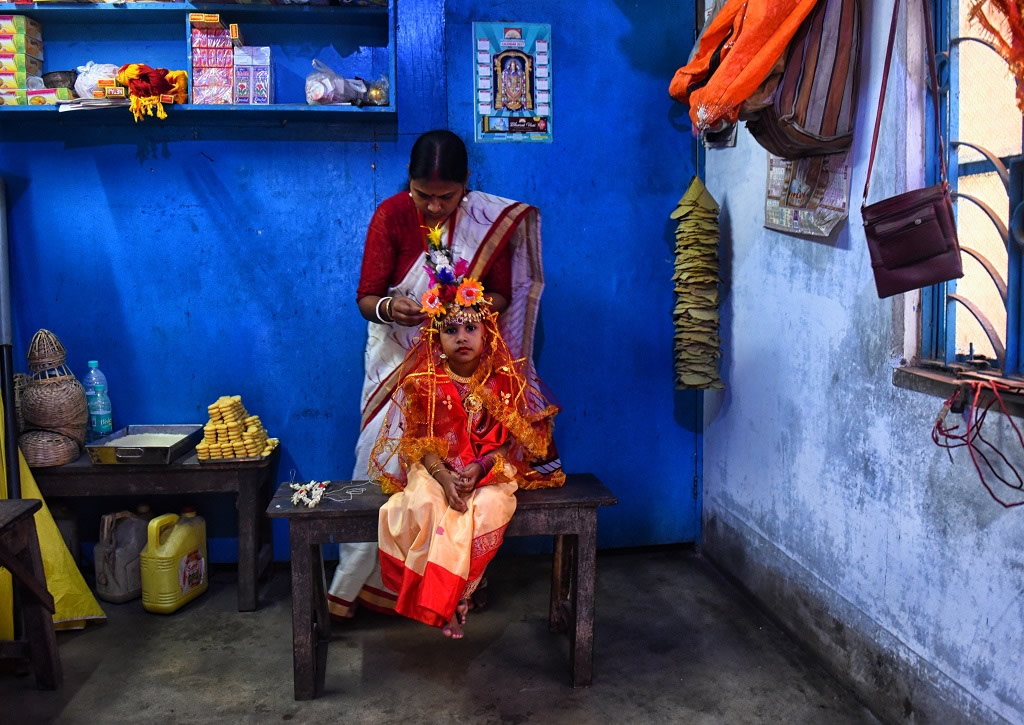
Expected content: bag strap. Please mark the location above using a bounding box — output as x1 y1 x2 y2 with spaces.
863 0 947 206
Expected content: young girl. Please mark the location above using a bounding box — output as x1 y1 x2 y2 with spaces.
369 228 564 638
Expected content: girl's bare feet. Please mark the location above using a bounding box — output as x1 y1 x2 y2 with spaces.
442 600 469 639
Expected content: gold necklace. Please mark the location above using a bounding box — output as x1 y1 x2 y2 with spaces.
444 363 473 384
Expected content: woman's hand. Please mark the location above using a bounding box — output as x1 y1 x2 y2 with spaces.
456 462 483 495
391 296 427 327
436 469 468 513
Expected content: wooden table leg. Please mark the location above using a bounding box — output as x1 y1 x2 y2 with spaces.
236 479 259 612
289 527 319 700
18 519 61 690
570 512 597 687
549 534 571 633
311 543 330 697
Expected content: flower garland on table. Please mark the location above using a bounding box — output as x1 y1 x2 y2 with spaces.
290 480 329 508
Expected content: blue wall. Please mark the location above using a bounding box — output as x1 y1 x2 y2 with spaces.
0 0 699 559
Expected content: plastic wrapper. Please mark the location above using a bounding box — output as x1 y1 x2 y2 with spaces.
191 27 231 48
74 61 119 99
193 66 231 86
192 48 233 68
366 74 389 106
304 59 366 105
193 84 232 105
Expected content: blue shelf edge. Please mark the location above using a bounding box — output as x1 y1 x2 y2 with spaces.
0 2 388 23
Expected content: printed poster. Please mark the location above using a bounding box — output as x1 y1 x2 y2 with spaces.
765 151 850 237
473 22 552 143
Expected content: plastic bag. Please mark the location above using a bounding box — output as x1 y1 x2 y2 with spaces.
75 61 120 99
304 59 366 105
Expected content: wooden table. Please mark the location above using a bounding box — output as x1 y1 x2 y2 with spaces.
268 474 617 700
32 448 280 611
0 498 61 689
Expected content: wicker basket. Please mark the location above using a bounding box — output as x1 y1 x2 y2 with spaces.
13 372 29 433
27 329 67 372
19 429 79 467
22 376 88 446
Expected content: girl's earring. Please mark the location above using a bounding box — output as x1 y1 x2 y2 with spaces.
462 187 468 202
439 352 447 359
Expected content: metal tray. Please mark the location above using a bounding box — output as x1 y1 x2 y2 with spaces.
85 424 204 465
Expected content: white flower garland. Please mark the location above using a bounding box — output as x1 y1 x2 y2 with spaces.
290 480 328 508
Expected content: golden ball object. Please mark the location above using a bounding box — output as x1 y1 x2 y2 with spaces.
368 86 385 104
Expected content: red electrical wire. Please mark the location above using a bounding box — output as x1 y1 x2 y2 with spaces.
931 379 1024 508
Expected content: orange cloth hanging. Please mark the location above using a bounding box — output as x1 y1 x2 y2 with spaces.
669 0 821 132
968 1 1024 112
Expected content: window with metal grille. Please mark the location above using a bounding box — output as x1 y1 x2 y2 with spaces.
921 1 1024 374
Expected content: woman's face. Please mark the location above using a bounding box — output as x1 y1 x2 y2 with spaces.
410 177 465 226
440 319 484 371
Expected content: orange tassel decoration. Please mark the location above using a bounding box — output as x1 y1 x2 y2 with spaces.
968 1 1024 112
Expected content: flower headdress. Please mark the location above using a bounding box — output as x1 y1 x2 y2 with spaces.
419 224 487 325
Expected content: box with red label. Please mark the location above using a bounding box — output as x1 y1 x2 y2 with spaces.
25 88 72 105
0 34 43 60
252 65 271 105
0 88 25 105
0 52 41 75
0 16 42 40
187 13 223 30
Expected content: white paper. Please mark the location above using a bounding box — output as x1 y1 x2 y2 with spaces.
477 51 490 64
478 90 492 103
478 103 491 115
537 92 549 103
537 66 549 78
536 40 548 51
536 53 549 65
478 77 492 90
477 39 489 50
478 64 489 77
537 78 549 91
537 105 550 115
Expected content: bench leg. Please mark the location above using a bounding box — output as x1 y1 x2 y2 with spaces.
19 520 61 690
290 530 328 700
570 513 597 687
549 534 572 633
236 484 259 612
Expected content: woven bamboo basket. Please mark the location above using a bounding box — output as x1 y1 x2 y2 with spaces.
27 329 67 372
13 372 29 433
19 429 79 467
22 376 88 446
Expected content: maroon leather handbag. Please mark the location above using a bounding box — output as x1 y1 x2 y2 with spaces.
862 0 962 299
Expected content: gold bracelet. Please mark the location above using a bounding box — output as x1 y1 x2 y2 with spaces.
427 461 444 477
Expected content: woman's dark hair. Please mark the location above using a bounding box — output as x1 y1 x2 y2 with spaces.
408 130 468 183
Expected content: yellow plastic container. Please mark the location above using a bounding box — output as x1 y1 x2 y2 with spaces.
140 509 208 614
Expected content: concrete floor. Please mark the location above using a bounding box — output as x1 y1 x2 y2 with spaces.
5 547 879 724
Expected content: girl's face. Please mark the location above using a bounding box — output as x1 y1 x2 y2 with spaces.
409 177 465 226
440 319 484 372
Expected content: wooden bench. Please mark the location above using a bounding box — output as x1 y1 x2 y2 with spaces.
0 499 61 689
267 473 617 700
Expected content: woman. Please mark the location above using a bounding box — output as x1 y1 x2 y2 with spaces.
328 130 553 620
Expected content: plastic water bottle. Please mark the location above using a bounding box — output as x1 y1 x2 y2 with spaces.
88 383 113 442
82 360 108 409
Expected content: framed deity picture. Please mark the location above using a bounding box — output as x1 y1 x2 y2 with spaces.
473 22 552 143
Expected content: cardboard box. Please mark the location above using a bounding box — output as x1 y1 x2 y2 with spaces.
194 67 231 87
188 13 224 30
0 16 42 40
252 65 271 105
234 46 270 66
0 34 43 60
191 27 231 48
0 53 42 75
0 88 25 105
229 24 244 47
25 88 71 105
233 65 250 104
0 71 37 89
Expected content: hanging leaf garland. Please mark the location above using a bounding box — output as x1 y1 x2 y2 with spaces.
671 176 724 389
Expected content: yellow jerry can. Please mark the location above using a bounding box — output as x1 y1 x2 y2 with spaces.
140 508 208 614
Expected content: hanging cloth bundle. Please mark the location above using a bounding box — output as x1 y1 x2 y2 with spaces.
669 0 820 133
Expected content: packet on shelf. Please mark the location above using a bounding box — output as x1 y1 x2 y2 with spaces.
194 67 231 87
0 34 43 59
193 85 232 105
26 88 72 105
0 88 25 105
191 27 231 48
0 52 42 75
0 16 42 40
192 48 233 68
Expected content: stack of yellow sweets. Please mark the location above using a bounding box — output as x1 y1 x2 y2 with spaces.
195 395 279 461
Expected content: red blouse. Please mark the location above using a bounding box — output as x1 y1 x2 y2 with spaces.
356 191 512 301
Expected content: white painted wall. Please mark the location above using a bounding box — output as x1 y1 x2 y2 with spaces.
701 2 1024 722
